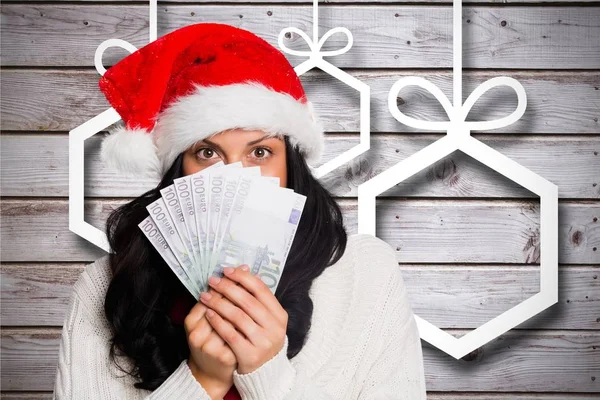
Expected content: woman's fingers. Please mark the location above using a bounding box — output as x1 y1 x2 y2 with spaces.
204 306 252 357
222 265 288 325
202 330 237 367
184 288 223 335
207 274 271 329
200 290 263 345
185 290 237 366
187 315 213 349
202 329 224 352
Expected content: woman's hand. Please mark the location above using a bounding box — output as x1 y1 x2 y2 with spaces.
184 289 237 399
200 265 288 374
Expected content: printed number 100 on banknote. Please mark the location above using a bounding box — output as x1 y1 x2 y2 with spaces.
138 162 307 297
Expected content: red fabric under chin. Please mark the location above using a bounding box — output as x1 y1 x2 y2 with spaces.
169 292 197 325
223 385 242 400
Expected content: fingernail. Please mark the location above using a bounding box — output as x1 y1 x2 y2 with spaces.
206 309 215 317
208 276 221 285
240 265 249 271
200 292 212 301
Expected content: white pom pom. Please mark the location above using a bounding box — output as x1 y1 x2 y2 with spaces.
100 124 162 181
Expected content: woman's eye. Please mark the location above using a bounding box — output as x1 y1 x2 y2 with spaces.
251 147 272 160
196 148 218 160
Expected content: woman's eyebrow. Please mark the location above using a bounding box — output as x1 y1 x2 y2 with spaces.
246 135 270 146
201 138 224 152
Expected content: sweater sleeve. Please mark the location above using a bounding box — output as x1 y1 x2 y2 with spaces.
356 236 427 399
53 287 212 400
232 237 427 400
231 302 426 400
357 297 427 399
232 334 333 400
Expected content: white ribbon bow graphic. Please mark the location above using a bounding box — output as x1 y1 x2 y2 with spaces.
94 0 157 76
276 0 371 179
277 0 354 69
277 25 353 63
388 75 527 135
358 0 558 363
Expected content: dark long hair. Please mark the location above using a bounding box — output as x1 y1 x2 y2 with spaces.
103 136 347 390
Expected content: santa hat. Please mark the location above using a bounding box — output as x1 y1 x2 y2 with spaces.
98 22 324 180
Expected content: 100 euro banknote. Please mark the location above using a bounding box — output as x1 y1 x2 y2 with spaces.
139 163 306 296
210 175 306 293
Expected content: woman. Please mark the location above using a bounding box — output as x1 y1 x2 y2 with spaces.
53 22 426 399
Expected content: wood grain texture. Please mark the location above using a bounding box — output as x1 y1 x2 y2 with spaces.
2 133 599 198
1 199 598 264
1 328 598 392
2 70 599 134
1 264 84 327
2 5 600 68
2 394 600 400
2 264 598 329
9 0 599 3
1 0 599 396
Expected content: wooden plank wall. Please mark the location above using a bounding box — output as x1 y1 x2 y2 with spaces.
1 0 599 398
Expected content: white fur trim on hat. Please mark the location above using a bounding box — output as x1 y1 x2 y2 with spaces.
100 124 162 180
152 81 325 177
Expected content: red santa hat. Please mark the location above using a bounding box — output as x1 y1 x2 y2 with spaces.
98 22 324 180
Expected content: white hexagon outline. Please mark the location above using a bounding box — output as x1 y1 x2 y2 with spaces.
357 0 559 359
358 134 559 360
71 0 371 250
277 0 371 179
69 108 124 253
69 1 157 253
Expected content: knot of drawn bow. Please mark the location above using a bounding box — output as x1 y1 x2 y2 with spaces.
388 76 527 133
277 26 354 60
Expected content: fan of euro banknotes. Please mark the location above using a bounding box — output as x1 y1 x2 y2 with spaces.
138 161 306 299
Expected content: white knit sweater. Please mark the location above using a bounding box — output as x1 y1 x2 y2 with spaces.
53 233 427 399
